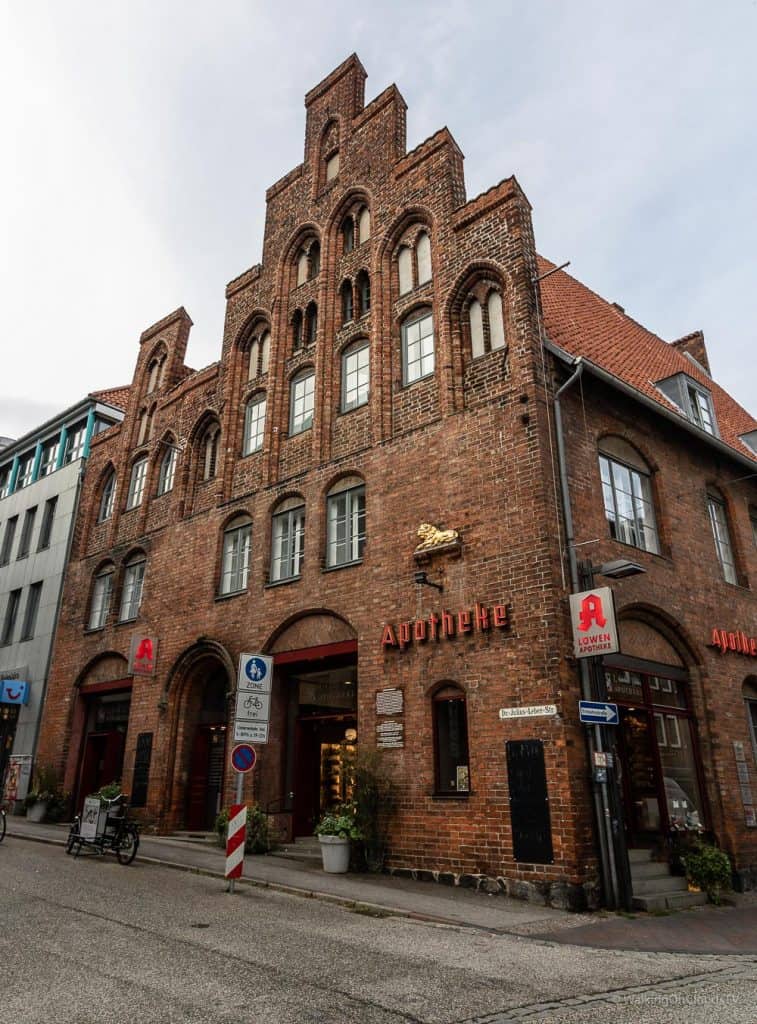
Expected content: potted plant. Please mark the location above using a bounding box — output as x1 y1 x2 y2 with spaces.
682 840 733 904
315 803 361 873
24 764 60 823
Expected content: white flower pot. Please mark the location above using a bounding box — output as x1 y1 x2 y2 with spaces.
27 801 48 823
318 835 351 873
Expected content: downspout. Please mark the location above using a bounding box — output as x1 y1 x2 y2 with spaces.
553 358 619 909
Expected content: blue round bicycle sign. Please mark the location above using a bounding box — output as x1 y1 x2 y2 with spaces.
244 656 269 684
231 743 257 773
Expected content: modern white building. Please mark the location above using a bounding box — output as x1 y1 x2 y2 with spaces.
0 388 127 805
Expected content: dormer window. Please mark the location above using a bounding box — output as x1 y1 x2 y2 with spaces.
655 373 719 437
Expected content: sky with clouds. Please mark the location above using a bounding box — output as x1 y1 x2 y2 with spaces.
1 0 755 440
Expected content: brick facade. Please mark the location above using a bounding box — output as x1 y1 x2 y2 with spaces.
36 55 757 907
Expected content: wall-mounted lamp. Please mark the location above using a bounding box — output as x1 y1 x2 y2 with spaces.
414 570 443 591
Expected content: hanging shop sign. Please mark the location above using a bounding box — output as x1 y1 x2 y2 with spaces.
709 628 757 657
128 635 158 676
569 588 619 658
381 601 509 651
1 679 30 705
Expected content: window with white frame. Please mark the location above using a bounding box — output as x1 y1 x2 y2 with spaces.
402 310 435 385
243 395 266 455
290 370 315 435
17 453 34 489
156 445 177 496
64 421 87 463
707 490 737 584
220 515 252 595
88 568 114 629
98 471 116 521
126 459 147 510
0 465 10 499
342 340 370 412
119 556 146 621
598 440 659 553
398 246 413 295
326 478 365 568
270 498 305 582
39 437 59 476
688 384 716 435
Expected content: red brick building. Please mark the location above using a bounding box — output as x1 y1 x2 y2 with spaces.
37 56 757 909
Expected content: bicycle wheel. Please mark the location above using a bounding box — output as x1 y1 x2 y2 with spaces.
66 821 80 855
0 810 6 843
116 824 139 865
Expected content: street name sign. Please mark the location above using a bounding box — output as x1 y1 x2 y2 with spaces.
579 700 619 726
498 704 557 720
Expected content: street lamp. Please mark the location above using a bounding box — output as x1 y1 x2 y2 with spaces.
577 557 645 912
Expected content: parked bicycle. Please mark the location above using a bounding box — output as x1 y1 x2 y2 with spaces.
0 804 6 844
66 793 139 864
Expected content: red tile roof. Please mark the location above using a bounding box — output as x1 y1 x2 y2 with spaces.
89 386 130 411
538 258 756 463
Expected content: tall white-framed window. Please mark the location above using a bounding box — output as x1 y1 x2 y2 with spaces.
342 341 370 412
402 310 435 385
0 465 11 499
398 246 413 295
156 445 177 496
98 472 116 522
416 231 432 285
598 442 659 553
270 498 305 582
220 515 252 595
119 556 146 621
688 385 716 435
290 370 315 435
39 437 60 476
126 459 147 510
326 478 366 568
64 421 87 463
17 453 34 489
243 395 266 455
707 491 737 584
88 569 114 630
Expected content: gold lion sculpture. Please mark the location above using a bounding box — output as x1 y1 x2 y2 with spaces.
415 523 460 551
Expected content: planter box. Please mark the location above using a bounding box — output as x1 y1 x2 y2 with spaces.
318 835 351 873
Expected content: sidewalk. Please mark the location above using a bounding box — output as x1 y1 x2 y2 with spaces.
7 818 757 952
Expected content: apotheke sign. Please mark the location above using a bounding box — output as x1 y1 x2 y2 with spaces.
710 628 757 657
381 601 509 651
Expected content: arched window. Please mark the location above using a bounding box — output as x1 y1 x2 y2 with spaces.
598 438 659 553
260 331 270 374
340 280 354 324
119 553 146 622
137 408 149 446
356 270 370 316
243 394 266 455
342 217 355 254
325 151 340 182
220 514 252 595
398 246 413 295
156 443 177 496
292 310 303 351
744 679 757 763
157 353 167 388
248 337 260 380
88 564 114 630
358 207 370 243
707 487 737 584
309 241 321 278
271 497 305 582
246 325 270 379
126 458 147 510
416 231 432 285
432 684 470 794
202 425 221 482
306 302 318 345
342 340 370 412
296 249 309 286
402 309 435 385
290 369 315 435
326 476 366 568
488 291 505 350
469 300 485 359
146 359 160 394
98 471 116 523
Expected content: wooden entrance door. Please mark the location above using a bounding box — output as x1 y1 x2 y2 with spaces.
77 731 126 811
186 726 226 830
618 707 663 846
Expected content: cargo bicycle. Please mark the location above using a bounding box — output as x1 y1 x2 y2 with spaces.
66 793 139 865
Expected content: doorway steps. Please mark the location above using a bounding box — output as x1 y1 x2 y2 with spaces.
269 836 322 865
629 848 707 911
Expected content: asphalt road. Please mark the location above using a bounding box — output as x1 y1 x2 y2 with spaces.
1 841 756 1023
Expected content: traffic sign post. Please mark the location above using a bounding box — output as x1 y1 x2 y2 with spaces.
579 700 619 726
234 653 273 745
231 743 256 774
225 802 247 893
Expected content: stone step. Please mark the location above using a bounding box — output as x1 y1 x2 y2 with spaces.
632 889 708 912
628 847 656 863
270 837 322 864
630 859 675 880
632 874 689 896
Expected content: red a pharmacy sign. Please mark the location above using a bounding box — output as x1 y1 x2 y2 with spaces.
569 587 620 659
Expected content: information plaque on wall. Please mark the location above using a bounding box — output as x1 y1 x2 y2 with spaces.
376 688 404 716
506 739 554 864
376 721 404 749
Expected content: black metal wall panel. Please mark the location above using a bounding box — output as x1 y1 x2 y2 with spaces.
506 739 554 864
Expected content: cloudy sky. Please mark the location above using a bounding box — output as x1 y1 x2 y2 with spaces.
2 1 755 439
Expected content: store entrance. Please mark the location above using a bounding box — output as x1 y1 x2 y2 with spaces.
186 672 228 831
606 667 705 847
287 660 357 837
77 692 131 811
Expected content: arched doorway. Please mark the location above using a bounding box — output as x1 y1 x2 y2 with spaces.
605 616 706 847
167 645 232 832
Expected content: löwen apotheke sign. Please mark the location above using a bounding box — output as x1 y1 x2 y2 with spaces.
381 601 509 650
710 628 757 657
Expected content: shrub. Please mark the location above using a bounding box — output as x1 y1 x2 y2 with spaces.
683 842 733 904
214 804 272 854
315 803 362 841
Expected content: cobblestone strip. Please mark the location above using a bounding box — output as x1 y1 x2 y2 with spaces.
457 961 757 1023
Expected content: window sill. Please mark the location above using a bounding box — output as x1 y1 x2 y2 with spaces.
287 426 313 439
265 575 302 590
401 372 435 390
84 625 106 635
337 401 369 418
431 792 472 801
215 588 248 603
240 447 264 460
322 559 363 574
122 505 142 515
116 616 139 626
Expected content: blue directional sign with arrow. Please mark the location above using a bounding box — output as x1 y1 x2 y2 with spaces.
579 700 619 726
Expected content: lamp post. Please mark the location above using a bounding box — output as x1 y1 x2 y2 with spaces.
577 557 644 912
